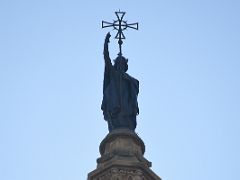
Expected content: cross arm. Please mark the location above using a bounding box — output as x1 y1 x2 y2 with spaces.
102 21 114 28
125 23 138 30
122 22 138 30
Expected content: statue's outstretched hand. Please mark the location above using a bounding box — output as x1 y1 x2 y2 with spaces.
105 32 111 43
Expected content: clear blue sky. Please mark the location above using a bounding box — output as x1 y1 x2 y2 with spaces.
0 0 240 180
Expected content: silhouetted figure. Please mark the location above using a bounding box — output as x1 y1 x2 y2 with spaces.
101 33 139 132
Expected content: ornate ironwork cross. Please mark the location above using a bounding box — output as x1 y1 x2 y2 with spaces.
102 11 138 56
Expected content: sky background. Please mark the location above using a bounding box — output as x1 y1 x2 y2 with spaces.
0 0 240 180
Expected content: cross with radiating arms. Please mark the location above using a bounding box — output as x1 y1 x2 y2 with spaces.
102 11 138 56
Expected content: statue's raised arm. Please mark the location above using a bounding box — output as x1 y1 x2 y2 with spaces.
103 32 112 68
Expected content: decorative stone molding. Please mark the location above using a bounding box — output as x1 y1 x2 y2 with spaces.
93 167 146 180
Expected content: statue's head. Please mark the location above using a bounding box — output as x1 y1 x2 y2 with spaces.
113 55 128 72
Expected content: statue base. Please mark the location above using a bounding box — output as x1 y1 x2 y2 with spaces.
88 129 161 180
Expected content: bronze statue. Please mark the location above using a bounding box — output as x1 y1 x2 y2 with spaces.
101 33 139 132
101 11 139 132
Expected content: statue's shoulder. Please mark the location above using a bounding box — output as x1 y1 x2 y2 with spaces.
126 73 139 85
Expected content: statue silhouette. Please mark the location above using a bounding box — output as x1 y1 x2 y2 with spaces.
101 33 139 132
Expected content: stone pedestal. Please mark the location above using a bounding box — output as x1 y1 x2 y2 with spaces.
88 129 161 180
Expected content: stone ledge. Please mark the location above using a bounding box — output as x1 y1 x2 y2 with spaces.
99 129 145 156
88 129 161 180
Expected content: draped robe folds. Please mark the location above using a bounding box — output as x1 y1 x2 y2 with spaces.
101 42 139 131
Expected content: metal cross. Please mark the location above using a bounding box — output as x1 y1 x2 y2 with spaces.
102 11 138 56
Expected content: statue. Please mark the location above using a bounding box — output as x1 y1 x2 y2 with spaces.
101 33 139 132
101 11 139 132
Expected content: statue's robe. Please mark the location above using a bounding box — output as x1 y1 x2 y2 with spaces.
101 57 139 131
